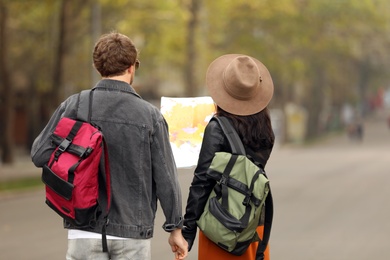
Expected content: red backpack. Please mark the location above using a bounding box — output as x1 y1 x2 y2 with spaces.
41 89 111 251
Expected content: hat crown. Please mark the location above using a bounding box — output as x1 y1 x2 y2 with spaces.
223 56 260 101
206 53 273 115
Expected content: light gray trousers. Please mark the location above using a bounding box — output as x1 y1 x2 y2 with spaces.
66 238 151 260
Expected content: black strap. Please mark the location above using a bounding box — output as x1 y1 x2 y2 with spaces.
51 121 83 166
220 154 238 210
214 117 245 155
77 90 93 122
209 168 262 207
52 134 93 158
76 89 112 253
256 189 273 259
100 138 111 253
214 116 273 257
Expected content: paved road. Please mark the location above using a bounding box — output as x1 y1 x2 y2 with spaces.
1 111 389 259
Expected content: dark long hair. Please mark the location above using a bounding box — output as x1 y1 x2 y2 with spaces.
216 106 275 150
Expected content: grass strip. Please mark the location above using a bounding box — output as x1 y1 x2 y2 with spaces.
0 177 43 192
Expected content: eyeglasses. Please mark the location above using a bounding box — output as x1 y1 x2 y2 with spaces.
134 59 140 70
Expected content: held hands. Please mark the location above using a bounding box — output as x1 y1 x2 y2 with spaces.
168 229 189 259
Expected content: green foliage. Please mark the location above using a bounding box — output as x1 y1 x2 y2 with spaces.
6 0 57 91
2 0 390 142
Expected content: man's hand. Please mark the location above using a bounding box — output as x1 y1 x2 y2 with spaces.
168 229 189 259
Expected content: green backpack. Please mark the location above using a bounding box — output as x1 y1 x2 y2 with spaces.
197 116 273 258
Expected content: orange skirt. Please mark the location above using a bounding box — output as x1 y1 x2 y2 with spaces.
198 226 270 260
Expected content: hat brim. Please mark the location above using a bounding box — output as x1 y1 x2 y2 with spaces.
206 54 274 116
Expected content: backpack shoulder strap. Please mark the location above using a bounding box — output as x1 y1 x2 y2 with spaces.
213 116 246 155
256 189 274 259
77 89 93 122
76 88 112 253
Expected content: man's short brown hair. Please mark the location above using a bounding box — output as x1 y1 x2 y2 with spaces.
93 32 138 77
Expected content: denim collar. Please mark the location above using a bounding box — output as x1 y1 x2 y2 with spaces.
93 79 141 99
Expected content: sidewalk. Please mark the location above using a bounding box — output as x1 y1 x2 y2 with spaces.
0 150 40 182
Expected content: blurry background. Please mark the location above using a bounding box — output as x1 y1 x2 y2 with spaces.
1 0 390 163
1 1 390 259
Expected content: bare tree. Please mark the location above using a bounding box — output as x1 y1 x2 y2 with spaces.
184 0 201 97
51 0 70 109
0 0 14 164
91 1 101 85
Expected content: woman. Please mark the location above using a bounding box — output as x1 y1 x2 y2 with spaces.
182 54 275 260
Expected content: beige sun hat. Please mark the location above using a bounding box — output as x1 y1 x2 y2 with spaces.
206 54 274 116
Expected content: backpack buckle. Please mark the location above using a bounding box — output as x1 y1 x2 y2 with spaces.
242 196 251 206
80 147 93 158
54 138 72 161
58 138 72 152
218 175 228 186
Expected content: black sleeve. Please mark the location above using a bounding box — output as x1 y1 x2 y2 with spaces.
182 120 226 250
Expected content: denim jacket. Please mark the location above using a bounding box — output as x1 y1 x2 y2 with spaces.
31 79 183 239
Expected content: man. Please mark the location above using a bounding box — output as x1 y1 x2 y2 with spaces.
31 32 188 260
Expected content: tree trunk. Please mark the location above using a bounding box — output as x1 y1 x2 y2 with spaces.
51 0 70 110
184 0 201 97
91 1 101 85
0 1 14 164
27 78 39 151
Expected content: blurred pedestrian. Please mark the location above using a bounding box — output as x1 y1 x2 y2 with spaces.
182 54 275 260
31 32 187 260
